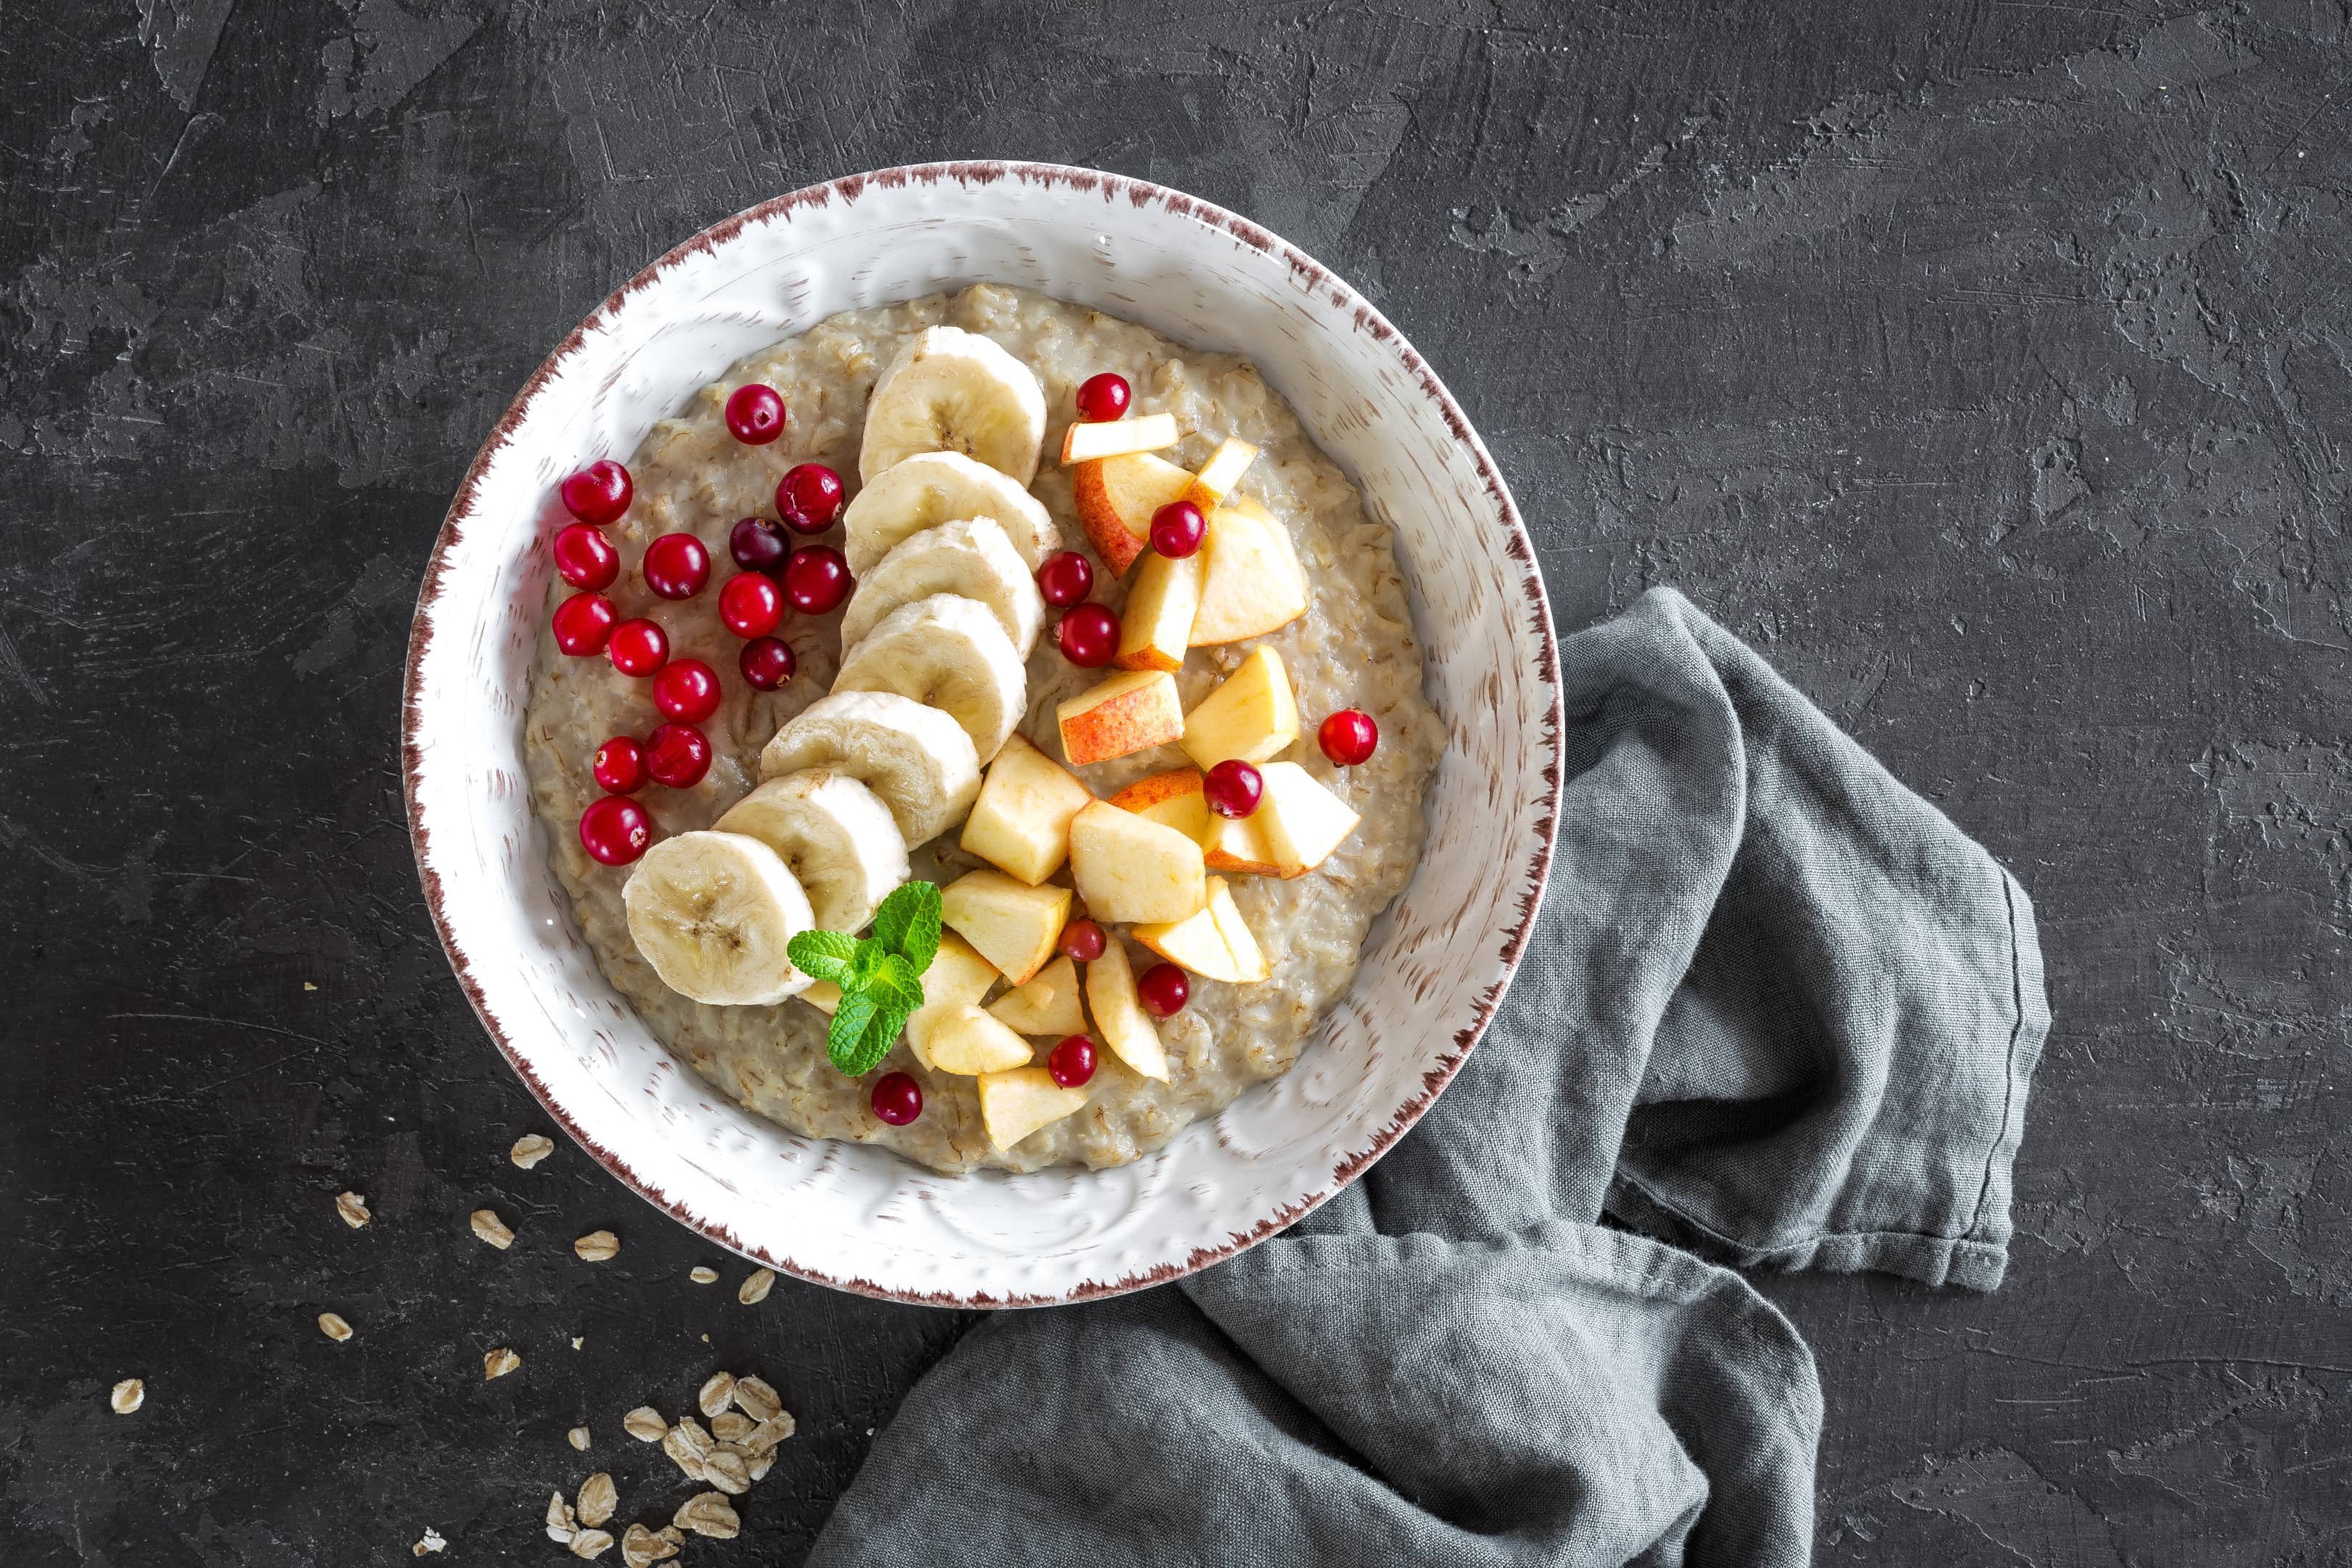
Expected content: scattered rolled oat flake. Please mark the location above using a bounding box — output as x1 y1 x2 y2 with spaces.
572 1336 584 1349
711 1410 754 1444
689 1266 719 1284
110 1378 144 1414
569 1526 616 1559
620 1522 680 1567
698 1372 737 1418
546 1490 577 1545
576 1471 617 1529
748 1452 774 1482
674 1492 740 1540
412 1526 446 1556
483 1346 521 1379
510 1132 555 1169
658 1526 684 1547
573 1229 620 1262
319 1312 354 1342
568 1426 592 1451
731 1375 782 1423
663 1416 714 1480
701 1447 749 1495
622 1406 669 1442
303 981 318 991
470 1208 515 1249
335 1191 371 1228
738 1268 775 1304
744 1413 796 1455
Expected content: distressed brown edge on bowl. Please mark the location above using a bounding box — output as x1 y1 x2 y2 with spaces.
400 160 1565 1309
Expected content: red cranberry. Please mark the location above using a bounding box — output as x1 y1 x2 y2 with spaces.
1036 550 1093 608
552 592 617 657
607 618 668 677
719 571 784 638
1048 1035 1097 1088
1074 372 1131 422
739 636 796 690
724 383 786 445
1204 759 1264 818
1138 963 1190 1018
1319 709 1379 767
1150 499 1206 559
1056 918 1108 963
870 1071 923 1125
783 545 851 614
579 796 650 866
560 460 632 526
553 523 619 589
1056 603 1119 667
653 658 722 724
643 533 711 600
592 736 646 795
777 463 846 534
645 722 711 788
730 515 790 573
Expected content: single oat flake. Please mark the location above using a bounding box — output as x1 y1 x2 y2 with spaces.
732 1375 783 1424
510 1132 555 1169
335 1191 371 1228
483 1346 521 1379
689 1266 719 1284
110 1378 144 1414
621 1522 680 1567
411 1525 446 1556
319 1312 354 1342
711 1410 754 1444
701 1447 749 1495
547 1490 577 1545
622 1405 669 1442
698 1371 737 1418
568 1426 591 1451
569 1525 615 1559
576 1471 617 1528
738 1268 775 1304
574 1230 620 1262
470 1208 515 1249
674 1492 740 1540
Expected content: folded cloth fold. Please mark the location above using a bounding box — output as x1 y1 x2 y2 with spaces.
808 587 2049 1567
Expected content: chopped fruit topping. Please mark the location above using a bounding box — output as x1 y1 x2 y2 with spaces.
870 1071 923 1125
607 618 668 676
1048 1034 1097 1087
777 463 846 534
592 736 647 795
1114 548 1202 673
1138 962 1190 1018
730 515 790 573
1074 452 1191 576
1061 411 1179 466
1058 669 1184 767
1057 918 1108 963
1035 550 1094 608
644 532 711 600
941 870 1072 987
553 523 620 589
1056 603 1119 668
1069 800 1208 924
738 635 796 690
724 383 786 444
960 734 1093 886
1075 372 1132 422
552 592 618 656
653 658 722 724
1148 499 1205 559
719 571 784 638
783 544 852 613
645 722 712 788
560 460 632 526
1204 759 1264 819
1191 500 1308 645
1182 647 1299 769
1183 437 1259 512
579 796 650 866
1319 709 1379 766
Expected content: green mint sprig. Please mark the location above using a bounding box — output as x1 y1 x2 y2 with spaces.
787 881 943 1077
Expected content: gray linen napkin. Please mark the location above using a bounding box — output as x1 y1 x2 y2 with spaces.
807 587 2049 1567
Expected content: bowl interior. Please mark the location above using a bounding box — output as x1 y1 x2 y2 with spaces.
405 165 1558 1306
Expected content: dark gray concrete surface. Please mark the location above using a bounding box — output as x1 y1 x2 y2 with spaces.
4 1 2347 1561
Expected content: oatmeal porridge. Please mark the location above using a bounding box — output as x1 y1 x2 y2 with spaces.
523 283 1442 1173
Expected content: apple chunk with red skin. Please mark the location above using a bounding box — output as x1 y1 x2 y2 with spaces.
1071 452 1193 576
1107 766 1278 875
1058 669 1184 769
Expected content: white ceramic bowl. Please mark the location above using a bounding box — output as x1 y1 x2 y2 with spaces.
404 163 1560 1307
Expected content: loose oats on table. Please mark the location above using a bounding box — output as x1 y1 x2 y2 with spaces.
674 1492 740 1540
576 1471 617 1528
569 1526 615 1559
574 1230 620 1262
109 1378 144 1413
318 1312 353 1342
711 1410 754 1443
547 1490 578 1545
411 1525 446 1556
621 1522 680 1567
698 1371 736 1417
568 1426 591 1451
622 1406 669 1442
737 1269 775 1305
701 1447 750 1495
688 1266 718 1284
335 1191 371 1228
470 1208 515 1249
510 1132 555 1169
731 1376 782 1423
483 1346 520 1379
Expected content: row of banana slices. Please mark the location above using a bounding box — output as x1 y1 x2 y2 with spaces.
624 327 1061 1010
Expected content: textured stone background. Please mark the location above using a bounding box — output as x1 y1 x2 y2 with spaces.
4 1 2348 1561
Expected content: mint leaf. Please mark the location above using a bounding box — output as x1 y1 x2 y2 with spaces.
868 952 925 1016
850 939 882 985
835 1003 907 1078
788 929 859 985
826 989 880 1074
872 881 942 972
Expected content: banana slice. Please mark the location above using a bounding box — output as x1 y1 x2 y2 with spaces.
758 690 981 848
841 451 1061 576
858 326 1047 487
714 769 909 934
623 830 815 1006
833 594 1028 764
841 516 1045 658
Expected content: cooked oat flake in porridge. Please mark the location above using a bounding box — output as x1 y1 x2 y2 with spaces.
524 284 1442 1174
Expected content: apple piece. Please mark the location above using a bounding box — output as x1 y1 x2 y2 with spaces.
1206 877 1271 982
922 1003 1037 1075
1133 879 1249 983
987 954 1087 1036
1071 451 1193 576
959 732 1095 886
941 870 1072 987
977 1065 1093 1151
1114 547 1204 672
1254 761 1363 878
1181 647 1300 770
1085 936 1169 1080
1058 669 1184 768
1183 437 1258 511
1107 767 1210 844
1204 807 1283 876
1191 503 1308 645
1068 800 1208 925
899 933 1001 1067
1060 411 1179 466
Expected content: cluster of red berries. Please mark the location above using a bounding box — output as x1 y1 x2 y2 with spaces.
554 385 859 868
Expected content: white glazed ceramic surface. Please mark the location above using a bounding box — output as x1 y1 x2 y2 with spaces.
404 163 1561 1307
